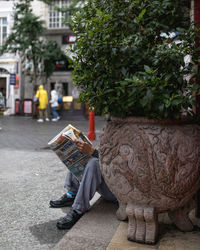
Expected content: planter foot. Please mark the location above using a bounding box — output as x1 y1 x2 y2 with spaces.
126 203 158 244
195 189 200 218
168 200 195 232
116 202 127 221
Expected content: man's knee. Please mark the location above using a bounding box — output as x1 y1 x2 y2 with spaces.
85 157 100 174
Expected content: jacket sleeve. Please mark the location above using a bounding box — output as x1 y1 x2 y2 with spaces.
49 93 53 103
91 149 99 158
35 90 39 99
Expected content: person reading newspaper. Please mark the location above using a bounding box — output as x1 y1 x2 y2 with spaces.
50 139 117 230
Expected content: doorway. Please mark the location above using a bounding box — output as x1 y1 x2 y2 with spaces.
0 77 6 106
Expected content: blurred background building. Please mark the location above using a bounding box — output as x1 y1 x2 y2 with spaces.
0 0 85 117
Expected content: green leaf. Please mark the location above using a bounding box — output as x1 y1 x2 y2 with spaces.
137 9 146 22
144 65 152 74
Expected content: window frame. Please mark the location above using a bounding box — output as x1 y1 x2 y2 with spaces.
0 17 8 45
48 0 69 29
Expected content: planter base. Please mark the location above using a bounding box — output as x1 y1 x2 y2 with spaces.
117 198 195 244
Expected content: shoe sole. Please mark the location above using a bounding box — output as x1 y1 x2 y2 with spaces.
56 216 83 230
56 223 73 230
49 201 74 208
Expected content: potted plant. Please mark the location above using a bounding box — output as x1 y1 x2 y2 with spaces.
70 0 200 244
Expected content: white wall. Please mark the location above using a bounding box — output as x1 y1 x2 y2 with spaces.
0 1 18 114
0 1 15 33
31 0 48 27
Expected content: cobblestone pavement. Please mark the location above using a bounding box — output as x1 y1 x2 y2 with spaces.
0 115 105 250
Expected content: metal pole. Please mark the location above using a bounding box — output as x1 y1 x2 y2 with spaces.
88 109 96 141
194 0 200 218
194 0 200 117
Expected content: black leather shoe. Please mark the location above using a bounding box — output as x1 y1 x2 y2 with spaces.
49 194 75 208
56 209 83 230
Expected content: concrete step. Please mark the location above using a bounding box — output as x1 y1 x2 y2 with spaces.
54 199 200 250
53 197 120 250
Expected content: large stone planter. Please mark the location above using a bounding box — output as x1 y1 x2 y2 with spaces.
99 117 200 244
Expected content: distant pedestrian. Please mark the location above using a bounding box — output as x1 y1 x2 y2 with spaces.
35 85 49 122
0 90 4 130
0 88 6 107
0 90 5 109
50 89 60 122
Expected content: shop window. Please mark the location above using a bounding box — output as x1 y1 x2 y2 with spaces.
73 99 82 110
62 82 68 96
55 59 69 71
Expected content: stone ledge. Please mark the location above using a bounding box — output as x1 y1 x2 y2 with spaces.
107 210 200 250
53 199 200 250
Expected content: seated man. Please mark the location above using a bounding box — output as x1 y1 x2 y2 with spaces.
50 139 117 230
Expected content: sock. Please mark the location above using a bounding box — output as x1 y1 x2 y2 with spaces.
66 191 76 198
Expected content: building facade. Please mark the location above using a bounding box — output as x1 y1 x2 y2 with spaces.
30 0 81 117
0 1 19 115
0 0 82 116
31 0 75 98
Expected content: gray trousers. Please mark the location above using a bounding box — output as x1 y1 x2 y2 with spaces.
64 157 116 213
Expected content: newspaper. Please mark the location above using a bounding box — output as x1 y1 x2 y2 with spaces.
48 124 92 181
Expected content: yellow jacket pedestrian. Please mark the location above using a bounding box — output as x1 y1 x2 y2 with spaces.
35 85 48 110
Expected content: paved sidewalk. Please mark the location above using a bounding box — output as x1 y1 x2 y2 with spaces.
0 115 106 250
0 115 104 150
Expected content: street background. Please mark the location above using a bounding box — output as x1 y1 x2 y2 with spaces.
0 115 105 250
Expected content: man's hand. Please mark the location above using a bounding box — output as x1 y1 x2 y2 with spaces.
73 138 95 155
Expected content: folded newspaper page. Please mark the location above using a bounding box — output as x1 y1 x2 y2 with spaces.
48 124 92 181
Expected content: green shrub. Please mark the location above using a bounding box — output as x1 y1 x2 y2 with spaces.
71 0 200 119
